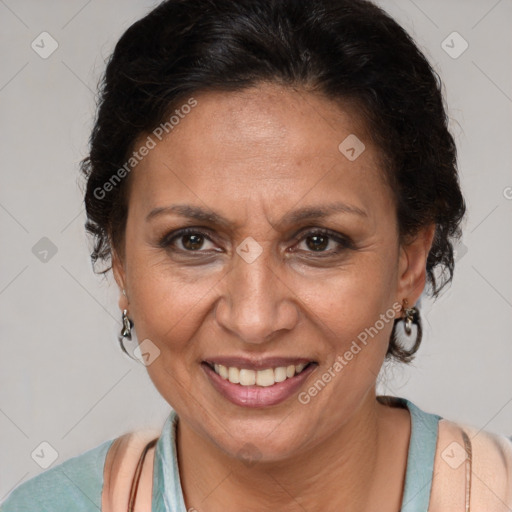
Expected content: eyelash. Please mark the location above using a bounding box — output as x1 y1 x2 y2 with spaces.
158 227 354 257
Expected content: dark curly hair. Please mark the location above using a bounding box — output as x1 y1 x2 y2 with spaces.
81 0 466 363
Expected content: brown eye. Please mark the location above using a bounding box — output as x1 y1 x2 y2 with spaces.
159 228 217 253
305 234 330 252
295 229 354 256
182 233 205 251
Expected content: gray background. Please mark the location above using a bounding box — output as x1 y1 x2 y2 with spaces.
1 0 511 498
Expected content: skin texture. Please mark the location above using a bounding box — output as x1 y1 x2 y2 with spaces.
112 83 435 511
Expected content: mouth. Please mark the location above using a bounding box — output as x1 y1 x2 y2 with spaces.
201 359 318 408
205 361 315 386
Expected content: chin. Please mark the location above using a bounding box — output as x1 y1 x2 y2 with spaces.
196 407 319 464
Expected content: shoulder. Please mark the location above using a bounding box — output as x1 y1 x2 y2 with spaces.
0 438 115 512
430 417 512 511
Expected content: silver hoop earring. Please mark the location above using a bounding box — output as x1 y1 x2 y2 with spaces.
118 309 135 357
402 300 418 336
395 298 422 349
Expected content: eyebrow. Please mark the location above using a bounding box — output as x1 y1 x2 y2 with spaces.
145 201 367 228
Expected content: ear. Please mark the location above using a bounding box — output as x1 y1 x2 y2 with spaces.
112 249 129 311
396 223 436 306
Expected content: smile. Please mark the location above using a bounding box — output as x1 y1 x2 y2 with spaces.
211 363 310 386
202 359 318 408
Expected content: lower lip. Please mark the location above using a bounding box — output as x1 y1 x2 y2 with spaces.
201 363 317 408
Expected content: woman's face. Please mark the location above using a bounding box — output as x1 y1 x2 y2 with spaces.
113 84 433 461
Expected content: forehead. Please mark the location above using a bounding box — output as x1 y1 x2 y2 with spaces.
127 84 390 225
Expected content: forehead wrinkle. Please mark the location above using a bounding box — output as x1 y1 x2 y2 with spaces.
145 200 367 237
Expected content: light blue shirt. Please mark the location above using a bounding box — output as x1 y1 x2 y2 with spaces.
0 397 441 511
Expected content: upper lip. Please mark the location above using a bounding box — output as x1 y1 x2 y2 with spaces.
203 356 317 370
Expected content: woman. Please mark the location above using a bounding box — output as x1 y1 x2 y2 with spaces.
2 0 511 510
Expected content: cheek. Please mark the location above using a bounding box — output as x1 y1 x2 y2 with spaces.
292 253 399 397
125 247 224 361
129 273 207 347
298 253 398 333
297 262 399 423
124 259 218 410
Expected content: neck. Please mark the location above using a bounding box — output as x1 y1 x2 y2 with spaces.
176 390 402 512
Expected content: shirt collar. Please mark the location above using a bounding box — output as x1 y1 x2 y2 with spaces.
152 409 187 512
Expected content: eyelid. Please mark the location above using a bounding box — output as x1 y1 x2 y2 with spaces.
291 227 354 251
159 226 354 253
159 227 217 250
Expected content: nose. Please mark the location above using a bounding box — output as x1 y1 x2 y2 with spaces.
214 246 300 345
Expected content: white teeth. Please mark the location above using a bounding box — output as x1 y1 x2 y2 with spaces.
274 366 287 383
228 366 240 384
212 362 311 386
295 363 307 373
218 364 229 379
256 368 275 387
239 369 256 386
